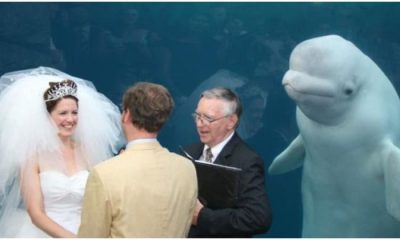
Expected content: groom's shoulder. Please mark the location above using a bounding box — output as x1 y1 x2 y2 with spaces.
88 154 128 185
92 154 123 173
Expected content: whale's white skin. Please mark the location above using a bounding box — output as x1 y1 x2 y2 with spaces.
268 35 400 237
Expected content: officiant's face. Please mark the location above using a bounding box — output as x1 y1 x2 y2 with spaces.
195 97 237 148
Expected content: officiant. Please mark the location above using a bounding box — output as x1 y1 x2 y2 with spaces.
181 87 272 237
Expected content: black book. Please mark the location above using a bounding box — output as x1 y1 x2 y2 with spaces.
180 146 242 209
193 160 242 209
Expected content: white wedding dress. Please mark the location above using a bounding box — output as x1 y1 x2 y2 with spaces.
9 170 89 237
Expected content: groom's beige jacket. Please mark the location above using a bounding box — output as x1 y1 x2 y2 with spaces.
78 141 197 237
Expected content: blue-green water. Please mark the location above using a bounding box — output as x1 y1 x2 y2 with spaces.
1 2 400 237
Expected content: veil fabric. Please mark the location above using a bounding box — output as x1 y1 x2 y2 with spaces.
0 66 123 236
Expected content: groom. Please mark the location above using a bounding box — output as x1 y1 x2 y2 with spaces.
78 82 198 237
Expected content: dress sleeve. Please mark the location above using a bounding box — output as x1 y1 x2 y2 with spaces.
78 168 112 237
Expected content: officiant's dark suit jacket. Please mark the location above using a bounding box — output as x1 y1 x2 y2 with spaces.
183 132 272 237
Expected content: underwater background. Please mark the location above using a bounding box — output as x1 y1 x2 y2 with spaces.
1 2 399 237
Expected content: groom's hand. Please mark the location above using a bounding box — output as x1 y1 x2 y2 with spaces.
192 199 204 226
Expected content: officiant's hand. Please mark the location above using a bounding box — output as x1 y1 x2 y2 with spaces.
192 199 204 226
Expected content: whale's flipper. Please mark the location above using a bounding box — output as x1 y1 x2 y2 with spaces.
383 141 400 221
268 135 305 175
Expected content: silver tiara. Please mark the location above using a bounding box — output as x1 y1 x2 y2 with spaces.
45 80 78 102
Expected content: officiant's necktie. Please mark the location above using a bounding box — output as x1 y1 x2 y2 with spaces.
205 147 213 163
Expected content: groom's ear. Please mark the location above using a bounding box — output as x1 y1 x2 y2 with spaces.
121 109 132 124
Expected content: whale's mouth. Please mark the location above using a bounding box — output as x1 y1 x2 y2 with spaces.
283 82 336 99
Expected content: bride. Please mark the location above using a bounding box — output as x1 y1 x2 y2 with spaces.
0 67 122 237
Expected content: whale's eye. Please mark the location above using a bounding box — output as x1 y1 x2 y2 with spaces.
345 89 353 95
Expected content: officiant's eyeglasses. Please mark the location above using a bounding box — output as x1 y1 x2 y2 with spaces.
192 112 230 125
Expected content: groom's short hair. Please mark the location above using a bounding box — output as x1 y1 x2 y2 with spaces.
122 82 174 133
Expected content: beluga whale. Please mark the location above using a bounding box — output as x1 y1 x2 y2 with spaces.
268 35 400 237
